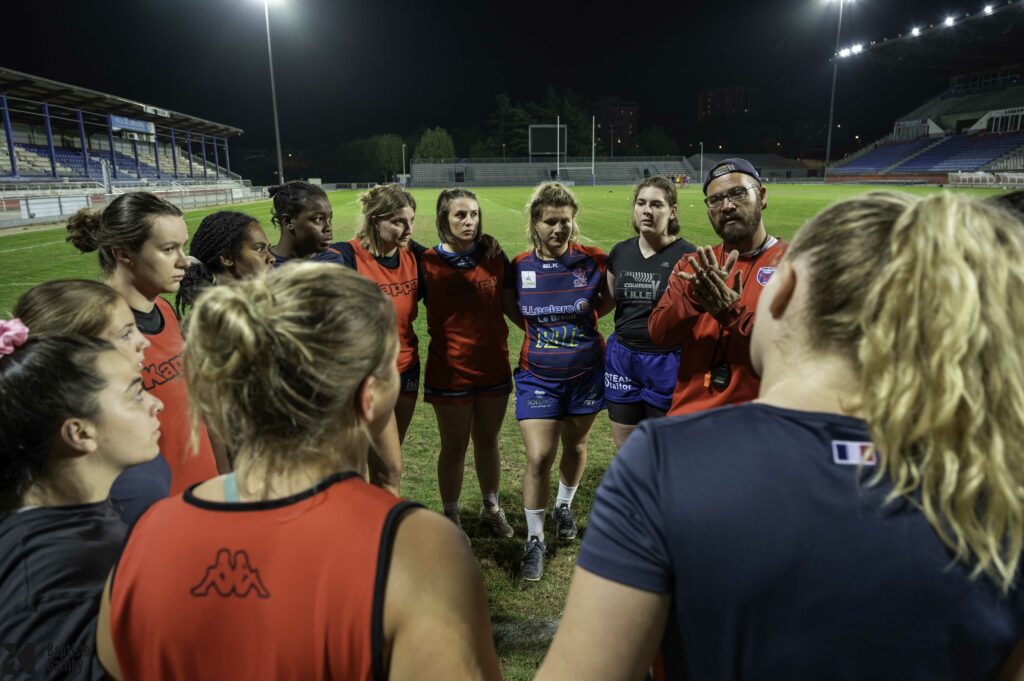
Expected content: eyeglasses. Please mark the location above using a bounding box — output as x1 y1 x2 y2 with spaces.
704 185 759 209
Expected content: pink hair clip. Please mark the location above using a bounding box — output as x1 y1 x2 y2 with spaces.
0 318 30 357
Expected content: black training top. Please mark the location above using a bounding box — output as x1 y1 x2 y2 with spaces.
0 502 126 680
578 403 1024 680
607 237 695 352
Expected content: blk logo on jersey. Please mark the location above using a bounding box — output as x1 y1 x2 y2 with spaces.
832 440 876 466
191 549 271 599
756 267 776 287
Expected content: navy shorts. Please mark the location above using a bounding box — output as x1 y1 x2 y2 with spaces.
513 366 605 421
400 362 420 396
604 332 680 412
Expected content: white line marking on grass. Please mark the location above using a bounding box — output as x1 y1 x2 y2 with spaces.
0 282 43 287
580 235 596 243
0 240 64 254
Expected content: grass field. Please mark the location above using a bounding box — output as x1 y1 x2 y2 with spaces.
0 182 1008 679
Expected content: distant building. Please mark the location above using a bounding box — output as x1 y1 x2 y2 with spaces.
697 87 762 123
593 97 640 155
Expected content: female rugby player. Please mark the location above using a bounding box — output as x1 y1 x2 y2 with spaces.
67 192 224 493
512 182 612 581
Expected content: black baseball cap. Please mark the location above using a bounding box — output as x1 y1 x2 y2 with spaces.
703 158 761 193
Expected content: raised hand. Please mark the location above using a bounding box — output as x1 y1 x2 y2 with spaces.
675 246 742 315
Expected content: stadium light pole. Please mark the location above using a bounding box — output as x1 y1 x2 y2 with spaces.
824 0 849 174
262 0 286 183
401 143 406 175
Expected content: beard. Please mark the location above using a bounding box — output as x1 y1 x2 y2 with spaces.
714 203 762 245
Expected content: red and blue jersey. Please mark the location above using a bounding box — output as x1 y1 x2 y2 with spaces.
513 244 607 381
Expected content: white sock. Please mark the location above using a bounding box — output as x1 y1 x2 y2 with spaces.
556 482 578 509
443 501 461 525
525 508 546 541
482 492 499 510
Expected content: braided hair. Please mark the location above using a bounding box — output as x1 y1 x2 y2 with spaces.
175 211 256 318
269 181 328 230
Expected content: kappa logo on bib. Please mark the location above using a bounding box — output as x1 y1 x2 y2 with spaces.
831 440 876 466
521 271 537 289
756 267 776 286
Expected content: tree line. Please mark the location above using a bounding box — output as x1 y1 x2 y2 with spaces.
310 88 682 182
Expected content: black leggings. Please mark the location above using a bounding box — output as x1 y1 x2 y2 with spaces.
607 400 668 426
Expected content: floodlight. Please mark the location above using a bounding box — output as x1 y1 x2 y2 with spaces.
911 27 921 36
851 44 863 54
839 47 851 57
945 16 955 26
984 4 993 13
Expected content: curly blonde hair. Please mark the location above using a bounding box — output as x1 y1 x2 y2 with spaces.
182 262 397 496
788 191 1024 592
525 182 581 253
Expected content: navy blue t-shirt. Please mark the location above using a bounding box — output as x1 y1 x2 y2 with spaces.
578 403 1024 680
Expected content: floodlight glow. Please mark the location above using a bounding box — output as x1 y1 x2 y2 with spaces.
851 43 863 53
945 16 955 26
911 27 921 36
984 4 993 13
839 48 852 58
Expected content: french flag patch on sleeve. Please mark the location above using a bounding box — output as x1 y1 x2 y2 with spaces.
831 440 877 466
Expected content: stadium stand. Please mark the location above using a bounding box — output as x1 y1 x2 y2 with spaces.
687 154 812 181
989 149 1024 171
410 159 697 187
0 67 258 228
0 67 240 186
892 132 1024 173
829 138 938 175
829 70 1024 180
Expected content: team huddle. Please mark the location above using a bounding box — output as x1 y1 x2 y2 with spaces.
2 160 1024 680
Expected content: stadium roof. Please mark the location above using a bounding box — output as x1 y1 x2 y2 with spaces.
0 66 242 137
846 3 1024 71
901 84 1024 121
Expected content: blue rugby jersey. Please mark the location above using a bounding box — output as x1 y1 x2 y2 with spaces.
512 244 607 381
578 403 1024 680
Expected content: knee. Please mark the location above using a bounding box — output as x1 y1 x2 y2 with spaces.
525 452 555 477
471 433 501 455
438 442 469 463
562 442 589 459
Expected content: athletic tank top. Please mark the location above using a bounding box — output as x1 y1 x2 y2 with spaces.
140 298 217 495
109 472 419 681
349 239 420 373
421 244 511 390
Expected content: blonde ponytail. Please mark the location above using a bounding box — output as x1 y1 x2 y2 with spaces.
858 193 1024 591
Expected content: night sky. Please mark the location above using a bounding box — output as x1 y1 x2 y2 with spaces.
0 0 1016 151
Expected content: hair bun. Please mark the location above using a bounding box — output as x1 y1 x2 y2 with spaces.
64 209 103 253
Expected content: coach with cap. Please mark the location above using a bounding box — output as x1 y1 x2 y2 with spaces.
648 157 787 415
